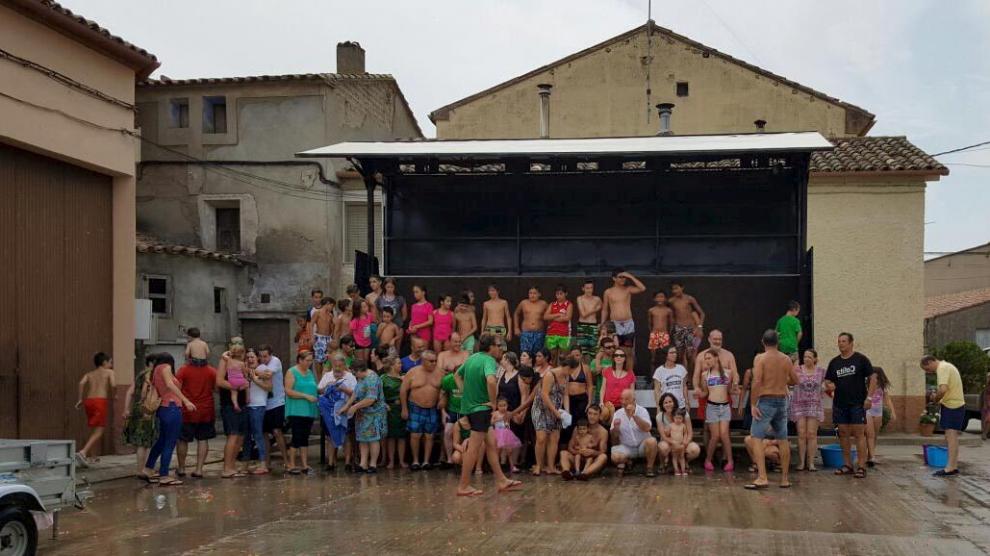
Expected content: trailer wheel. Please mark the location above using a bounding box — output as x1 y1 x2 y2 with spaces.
0 506 37 556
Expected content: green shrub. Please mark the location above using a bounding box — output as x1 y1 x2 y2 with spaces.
931 341 990 394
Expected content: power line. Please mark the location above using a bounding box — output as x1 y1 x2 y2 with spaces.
932 140 990 157
698 0 763 66
944 163 990 169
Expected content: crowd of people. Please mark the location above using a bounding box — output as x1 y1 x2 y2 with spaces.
92 270 969 490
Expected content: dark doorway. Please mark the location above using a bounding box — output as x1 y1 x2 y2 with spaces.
240 319 291 363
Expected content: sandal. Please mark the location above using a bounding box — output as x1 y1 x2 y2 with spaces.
286 468 301 475
158 478 183 486
251 468 270 475
645 470 657 478
744 482 769 490
834 465 854 476
191 472 204 478
854 467 866 479
616 464 626 477
137 473 159 484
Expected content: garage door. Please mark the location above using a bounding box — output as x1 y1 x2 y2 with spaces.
0 143 113 448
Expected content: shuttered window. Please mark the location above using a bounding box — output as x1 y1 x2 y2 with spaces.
344 203 383 263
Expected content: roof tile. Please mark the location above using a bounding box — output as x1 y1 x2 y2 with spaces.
925 288 990 319
136 233 250 266
811 136 948 175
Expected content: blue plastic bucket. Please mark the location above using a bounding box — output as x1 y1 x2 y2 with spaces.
923 444 948 468
820 444 855 468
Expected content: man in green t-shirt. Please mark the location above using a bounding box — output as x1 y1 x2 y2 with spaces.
775 301 802 362
455 334 522 496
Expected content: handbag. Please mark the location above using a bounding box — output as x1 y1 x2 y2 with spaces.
140 368 161 416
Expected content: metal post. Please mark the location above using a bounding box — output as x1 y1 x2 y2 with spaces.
364 173 376 275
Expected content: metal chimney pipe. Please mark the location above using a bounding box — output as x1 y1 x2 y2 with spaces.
537 84 552 139
656 103 675 136
754 119 767 132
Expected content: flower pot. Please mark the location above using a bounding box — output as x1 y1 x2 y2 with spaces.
919 423 936 436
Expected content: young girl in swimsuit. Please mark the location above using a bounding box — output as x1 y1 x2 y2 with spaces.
432 294 454 353
699 350 737 472
224 346 248 412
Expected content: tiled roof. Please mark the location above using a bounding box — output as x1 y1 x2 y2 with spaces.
430 21 875 134
138 73 395 87
136 234 250 266
811 136 949 176
925 288 990 319
7 1 159 77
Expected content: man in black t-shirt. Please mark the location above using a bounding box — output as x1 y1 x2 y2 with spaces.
824 332 877 478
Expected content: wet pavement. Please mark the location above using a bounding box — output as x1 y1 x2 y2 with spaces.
40 444 990 555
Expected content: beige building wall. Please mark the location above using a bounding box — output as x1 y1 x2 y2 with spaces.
808 176 928 428
0 3 148 390
925 244 990 297
434 26 862 140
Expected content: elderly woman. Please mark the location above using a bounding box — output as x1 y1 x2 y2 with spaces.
284 350 319 475
343 360 388 473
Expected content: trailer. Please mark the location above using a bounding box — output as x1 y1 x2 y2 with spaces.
0 440 86 556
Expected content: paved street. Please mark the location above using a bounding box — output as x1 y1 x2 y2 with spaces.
39 443 990 555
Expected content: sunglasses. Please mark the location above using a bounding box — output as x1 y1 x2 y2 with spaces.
615 353 627 358
604 346 616 350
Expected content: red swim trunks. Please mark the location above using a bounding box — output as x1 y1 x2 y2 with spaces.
84 398 109 427
649 331 671 351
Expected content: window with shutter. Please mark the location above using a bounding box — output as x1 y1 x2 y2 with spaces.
344 203 383 263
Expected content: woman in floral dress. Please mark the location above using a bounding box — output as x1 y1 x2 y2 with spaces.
789 348 826 472
345 360 388 473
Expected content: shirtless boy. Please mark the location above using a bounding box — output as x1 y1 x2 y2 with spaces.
601 270 646 371
76 352 116 465
366 275 383 320
309 289 323 321
185 328 210 366
376 307 400 352
400 350 443 470
543 284 574 365
515 286 549 358
669 281 705 367
332 299 353 351
481 285 512 341
311 297 336 366
746 330 799 490
647 291 674 365
575 280 602 361
454 292 479 352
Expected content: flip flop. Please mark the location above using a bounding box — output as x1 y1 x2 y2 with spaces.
497 480 523 492
158 478 183 486
191 472 204 478
934 469 960 477
779 483 792 489
251 468 270 475
808 467 819 472
744 483 769 490
286 468 301 475
137 473 159 484
221 472 247 479
456 488 484 497
854 468 866 479
834 465 854 476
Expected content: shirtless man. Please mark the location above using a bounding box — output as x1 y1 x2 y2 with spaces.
647 291 674 366
454 292 478 353
438 332 470 375
311 297 336 367
575 280 602 362
559 404 609 480
746 330 799 490
601 270 646 371
481 285 512 341
400 350 443 469
669 281 705 367
515 286 549 358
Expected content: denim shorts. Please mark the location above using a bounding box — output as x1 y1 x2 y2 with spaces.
705 402 732 423
832 405 866 426
750 397 788 439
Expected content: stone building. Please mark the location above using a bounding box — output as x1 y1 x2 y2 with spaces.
426 21 947 430
134 42 422 355
925 242 990 298
0 0 157 448
925 289 990 352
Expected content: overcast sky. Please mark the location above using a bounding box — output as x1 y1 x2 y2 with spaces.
66 0 989 255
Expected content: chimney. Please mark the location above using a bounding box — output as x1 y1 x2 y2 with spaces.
537 84 552 139
336 41 366 74
656 103 675 136
754 119 767 132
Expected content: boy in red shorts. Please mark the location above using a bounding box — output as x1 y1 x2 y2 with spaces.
75 352 116 467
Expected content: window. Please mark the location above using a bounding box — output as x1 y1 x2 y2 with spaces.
203 96 227 134
146 275 170 315
344 202 383 264
676 82 689 97
213 287 225 314
215 207 241 252
976 329 990 350
168 98 189 128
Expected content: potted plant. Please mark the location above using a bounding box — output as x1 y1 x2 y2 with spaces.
919 409 938 436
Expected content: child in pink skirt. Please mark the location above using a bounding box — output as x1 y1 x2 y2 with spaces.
492 397 522 468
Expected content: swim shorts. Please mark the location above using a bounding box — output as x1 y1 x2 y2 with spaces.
575 323 599 358
545 335 571 351
461 334 477 353
520 330 546 356
84 398 108 427
673 324 694 352
313 334 331 363
613 319 635 348
649 331 671 351
484 325 507 337
406 402 439 434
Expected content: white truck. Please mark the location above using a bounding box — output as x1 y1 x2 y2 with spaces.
0 440 85 556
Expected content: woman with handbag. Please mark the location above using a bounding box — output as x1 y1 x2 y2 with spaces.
140 353 197 486
123 353 159 477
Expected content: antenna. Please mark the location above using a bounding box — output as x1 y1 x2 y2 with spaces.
645 0 653 123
